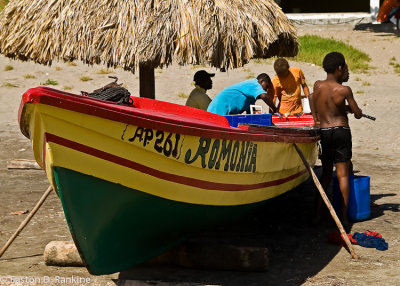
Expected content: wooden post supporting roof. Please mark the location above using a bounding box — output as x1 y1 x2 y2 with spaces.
139 63 155 99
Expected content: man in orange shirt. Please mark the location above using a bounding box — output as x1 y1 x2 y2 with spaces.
272 58 310 116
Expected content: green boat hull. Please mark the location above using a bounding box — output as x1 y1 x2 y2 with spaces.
53 167 265 275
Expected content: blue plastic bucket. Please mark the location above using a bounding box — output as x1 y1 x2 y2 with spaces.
333 175 371 222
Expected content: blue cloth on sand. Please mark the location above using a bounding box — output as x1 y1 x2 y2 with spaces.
207 78 265 115
353 232 388 251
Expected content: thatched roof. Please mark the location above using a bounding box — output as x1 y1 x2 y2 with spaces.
0 0 298 71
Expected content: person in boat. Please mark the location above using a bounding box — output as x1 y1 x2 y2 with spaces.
272 58 310 117
185 70 215 111
207 73 277 115
311 52 362 226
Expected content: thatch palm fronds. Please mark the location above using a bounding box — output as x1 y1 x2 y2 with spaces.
0 0 138 71
136 0 298 70
0 0 297 72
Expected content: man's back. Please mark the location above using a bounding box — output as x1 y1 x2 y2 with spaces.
207 78 267 115
313 80 350 128
186 86 211 111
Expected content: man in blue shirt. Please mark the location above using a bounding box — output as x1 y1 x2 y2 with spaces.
207 73 277 115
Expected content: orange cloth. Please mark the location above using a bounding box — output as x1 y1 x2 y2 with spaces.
272 67 306 115
377 0 400 22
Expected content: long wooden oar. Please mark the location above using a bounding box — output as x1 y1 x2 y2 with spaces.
0 186 53 258
293 143 358 260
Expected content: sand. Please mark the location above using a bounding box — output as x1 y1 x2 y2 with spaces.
1 24 400 285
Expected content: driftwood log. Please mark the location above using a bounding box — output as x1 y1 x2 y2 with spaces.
7 159 41 170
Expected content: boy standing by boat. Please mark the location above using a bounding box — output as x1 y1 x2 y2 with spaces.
272 58 310 116
311 52 362 225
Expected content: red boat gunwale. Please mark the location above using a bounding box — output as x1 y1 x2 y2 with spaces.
19 87 320 143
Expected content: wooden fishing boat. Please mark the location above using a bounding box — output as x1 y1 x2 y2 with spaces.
18 86 319 275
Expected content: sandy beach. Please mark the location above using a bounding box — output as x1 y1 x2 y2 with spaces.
1 24 400 285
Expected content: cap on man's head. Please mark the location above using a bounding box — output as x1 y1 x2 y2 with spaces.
193 70 215 83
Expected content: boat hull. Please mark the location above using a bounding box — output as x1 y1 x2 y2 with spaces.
54 166 266 274
19 87 319 274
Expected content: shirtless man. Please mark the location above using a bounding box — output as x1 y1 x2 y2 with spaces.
311 52 362 225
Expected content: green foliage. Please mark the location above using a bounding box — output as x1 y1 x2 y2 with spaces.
246 72 255 79
294 35 371 72
97 69 113 74
0 0 8 11
252 58 272 65
394 64 400 75
80 75 93 82
389 60 400 74
4 65 13 71
177 92 189 98
41 79 59 86
190 64 206 69
23 74 36 79
2 82 18 88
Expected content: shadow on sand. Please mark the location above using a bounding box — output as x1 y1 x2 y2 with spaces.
354 22 400 36
370 193 399 221
118 167 355 285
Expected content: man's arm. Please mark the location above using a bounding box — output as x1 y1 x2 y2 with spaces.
299 69 310 97
344 86 362 119
274 88 282 113
302 83 310 97
270 77 282 113
308 92 320 126
266 87 277 113
310 82 321 126
258 93 278 113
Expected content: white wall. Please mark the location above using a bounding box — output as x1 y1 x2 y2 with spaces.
370 0 380 22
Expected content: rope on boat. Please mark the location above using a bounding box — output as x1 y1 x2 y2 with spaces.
81 76 133 105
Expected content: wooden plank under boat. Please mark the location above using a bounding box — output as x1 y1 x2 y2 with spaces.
18 86 319 275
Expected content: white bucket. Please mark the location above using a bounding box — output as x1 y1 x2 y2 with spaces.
302 97 311 114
